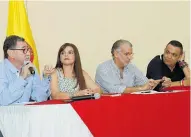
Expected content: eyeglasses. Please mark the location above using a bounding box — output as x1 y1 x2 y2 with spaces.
9 48 30 54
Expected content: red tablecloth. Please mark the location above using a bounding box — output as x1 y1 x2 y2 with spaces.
30 88 190 137
71 91 190 137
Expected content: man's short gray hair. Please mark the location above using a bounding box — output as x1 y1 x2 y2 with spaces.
111 39 132 57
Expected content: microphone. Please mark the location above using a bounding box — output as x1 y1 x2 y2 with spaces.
28 67 35 75
71 93 101 101
25 62 35 75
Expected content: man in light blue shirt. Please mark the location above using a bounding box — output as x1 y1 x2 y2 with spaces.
0 35 50 106
95 39 161 93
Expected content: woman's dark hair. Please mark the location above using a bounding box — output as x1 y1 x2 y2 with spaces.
55 43 86 90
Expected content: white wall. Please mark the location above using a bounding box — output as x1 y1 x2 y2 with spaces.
0 1 190 78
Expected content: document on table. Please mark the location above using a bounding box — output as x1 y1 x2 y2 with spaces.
131 90 184 94
131 90 161 94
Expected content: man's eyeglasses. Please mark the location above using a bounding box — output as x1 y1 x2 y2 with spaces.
9 48 30 54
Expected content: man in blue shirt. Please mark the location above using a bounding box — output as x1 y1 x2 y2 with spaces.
0 35 51 105
95 39 161 93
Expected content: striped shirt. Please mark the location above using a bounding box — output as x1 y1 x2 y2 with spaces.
0 59 50 106
95 59 148 93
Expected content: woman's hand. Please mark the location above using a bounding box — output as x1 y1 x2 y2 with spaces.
74 89 93 96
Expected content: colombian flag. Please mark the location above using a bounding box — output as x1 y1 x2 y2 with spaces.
6 0 40 73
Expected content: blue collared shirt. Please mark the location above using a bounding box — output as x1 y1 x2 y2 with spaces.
95 59 148 93
0 59 50 106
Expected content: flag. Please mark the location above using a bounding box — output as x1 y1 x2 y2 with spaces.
7 0 40 73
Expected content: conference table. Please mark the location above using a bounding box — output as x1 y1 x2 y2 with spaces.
0 87 190 137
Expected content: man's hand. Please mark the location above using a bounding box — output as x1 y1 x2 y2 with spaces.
179 51 185 62
43 65 55 78
161 76 172 87
140 79 161 91
20 62 34 79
